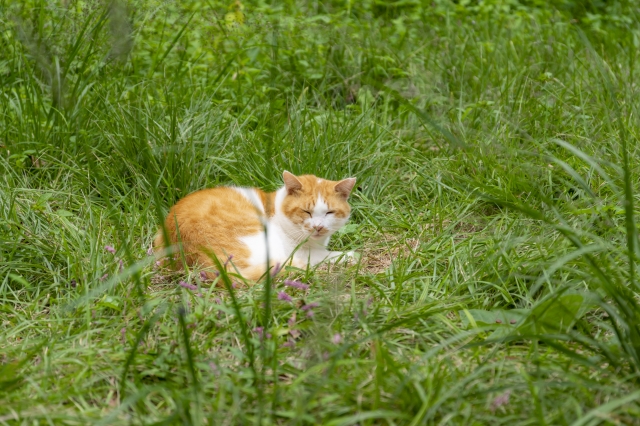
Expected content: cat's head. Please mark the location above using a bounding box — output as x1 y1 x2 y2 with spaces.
279 171 356 240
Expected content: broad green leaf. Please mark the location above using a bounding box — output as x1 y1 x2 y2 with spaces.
518 293 590 335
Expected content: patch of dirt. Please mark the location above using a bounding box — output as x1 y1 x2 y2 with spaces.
358 235 419 275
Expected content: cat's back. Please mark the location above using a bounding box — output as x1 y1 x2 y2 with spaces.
156 185 275 260
169 186 272 223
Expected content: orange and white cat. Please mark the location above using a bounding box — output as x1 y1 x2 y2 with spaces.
154 171 356 281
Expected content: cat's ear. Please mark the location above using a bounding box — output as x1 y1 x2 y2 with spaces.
334 177 357 199
283 171 303 195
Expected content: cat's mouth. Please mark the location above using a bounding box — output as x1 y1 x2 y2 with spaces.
310 230 327 239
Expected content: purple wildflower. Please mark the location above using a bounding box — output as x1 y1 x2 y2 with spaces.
253 326 271 340
332 333 342 344
179 281 198 291
214 297 222 305
105 245 116 254
119 259 124 272
146 247 154 256
301 302 319 311
100 273 108 281
277 291 292 302
200 271 208 281
271 263 282 277
121 327 126 343
223 255 234 267
284 279 309 290
490 390 511 412
283 338 295 348
306 310 315 318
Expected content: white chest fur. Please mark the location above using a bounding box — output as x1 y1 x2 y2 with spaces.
235 186 351 268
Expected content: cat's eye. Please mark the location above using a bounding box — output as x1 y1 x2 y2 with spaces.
326 211 335 215
302 209 312 216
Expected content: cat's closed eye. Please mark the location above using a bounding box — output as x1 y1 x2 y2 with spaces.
326 211 335 215
301 209 312 216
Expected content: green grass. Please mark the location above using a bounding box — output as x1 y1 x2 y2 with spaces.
2 0 640 424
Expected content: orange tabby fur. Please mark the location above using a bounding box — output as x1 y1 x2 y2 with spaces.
154 171 356 282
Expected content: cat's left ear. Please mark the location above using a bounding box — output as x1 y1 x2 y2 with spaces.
283 171 303 195
334 177 357 199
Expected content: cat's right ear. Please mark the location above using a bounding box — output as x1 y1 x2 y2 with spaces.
283 171 303 195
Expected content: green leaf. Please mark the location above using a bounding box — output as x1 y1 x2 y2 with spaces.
8 273 30 288
459 308 528 329
98 295 122 311
518 293 590 335
337 224 359 234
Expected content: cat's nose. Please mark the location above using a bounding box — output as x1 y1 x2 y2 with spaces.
313 224 324 232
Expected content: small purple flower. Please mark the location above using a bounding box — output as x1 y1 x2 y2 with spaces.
284 279 309 290
100 273 109 281
179 281 198 291
121 327 126 343
119 259 124 272
490 390 511 412
306 310 315 318
301 302 319 311
271 263 282 277
146 247 154 256
105 245 116 254
214 297 222 305
200 271 208 281
283 338 295 348
332 333 342 344
223 255 234 267
253 326 271 340
277 291 292 302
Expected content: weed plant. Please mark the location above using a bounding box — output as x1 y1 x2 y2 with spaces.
1 0 640 424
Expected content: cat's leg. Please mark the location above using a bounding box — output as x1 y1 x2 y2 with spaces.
325 250 357 263
302 248 357 266
238 257 305 282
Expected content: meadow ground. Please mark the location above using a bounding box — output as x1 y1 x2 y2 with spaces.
2 0 640 424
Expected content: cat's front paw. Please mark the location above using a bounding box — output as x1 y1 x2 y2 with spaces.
327 250 359 264
344 250 360 264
